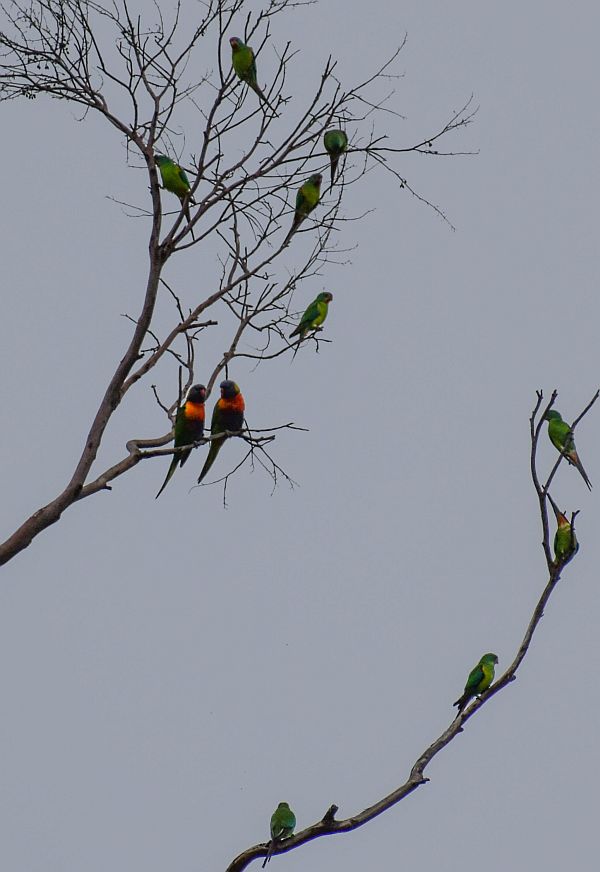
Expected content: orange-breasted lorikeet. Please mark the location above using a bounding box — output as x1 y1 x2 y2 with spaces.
156 384 206 498
197 380 245 483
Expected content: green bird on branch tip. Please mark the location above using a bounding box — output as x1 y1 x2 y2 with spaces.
544 409 592 490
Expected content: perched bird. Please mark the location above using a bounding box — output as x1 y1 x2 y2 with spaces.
323 129 348 187
453 653 498 712
544 409 592 490
263 802 296 867
155 154 194 226
548 494 579 565
284 173 322 245
197 380 245 483
289 292 333 341
230 36 275 112
155 384 206 499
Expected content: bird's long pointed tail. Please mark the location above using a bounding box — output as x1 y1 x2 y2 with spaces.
453 693 469 712
329 155 339 188
262 839 275 868
155 455 179 499
251 82 277 115
569 450 592 490
197 436 225 483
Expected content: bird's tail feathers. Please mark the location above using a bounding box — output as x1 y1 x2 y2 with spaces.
569 450 592 490
197 436 225 483
262 840 275 868
155 455 179 499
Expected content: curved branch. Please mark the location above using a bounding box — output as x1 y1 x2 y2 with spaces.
224 390 598 872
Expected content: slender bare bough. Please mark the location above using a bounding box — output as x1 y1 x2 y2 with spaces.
222 389 598 872
0 0 476 566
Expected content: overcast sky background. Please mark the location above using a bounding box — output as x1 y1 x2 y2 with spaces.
1 1 599 870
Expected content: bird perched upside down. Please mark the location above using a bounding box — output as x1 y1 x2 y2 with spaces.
547 494 579 566
197 380 245 483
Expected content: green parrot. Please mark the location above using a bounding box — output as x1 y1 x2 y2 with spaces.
155 154 194 226
548 494 579 565
544 409 592 490
155 384 206 499
284 173 322 245
197 380 245 483
229 36 275 112
323 129 348 187
289 292 333 341
453 653 498 712
262 802 296 867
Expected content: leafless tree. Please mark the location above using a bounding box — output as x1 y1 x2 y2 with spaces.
0 0 475 565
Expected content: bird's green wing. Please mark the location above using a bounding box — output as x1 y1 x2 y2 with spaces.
299 299 321 328
464 664 485 694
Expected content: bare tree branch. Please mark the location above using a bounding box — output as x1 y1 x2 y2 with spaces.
223 390 598 872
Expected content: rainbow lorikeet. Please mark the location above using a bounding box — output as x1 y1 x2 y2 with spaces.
284 174 322 245
229 36 275 112
323 129 348 187
289 292 333 341
453 653 498 712
548 494 579 565
155 384 206 498
197 380 245 483
544 409 592 490
155 154 193 226
262 802 296 867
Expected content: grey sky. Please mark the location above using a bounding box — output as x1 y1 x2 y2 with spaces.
1 1 598 870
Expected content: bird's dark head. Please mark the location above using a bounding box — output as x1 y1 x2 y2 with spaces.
188 384 207 403
318 292 333 303
481 653 499 666
309 173 323 188
220 379 240 399
544 409 562 422
277 802 290 810
155 154 168 167
229 36 243 50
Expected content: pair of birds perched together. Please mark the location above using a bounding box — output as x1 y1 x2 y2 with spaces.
155 36 349 245
155 380 244 498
